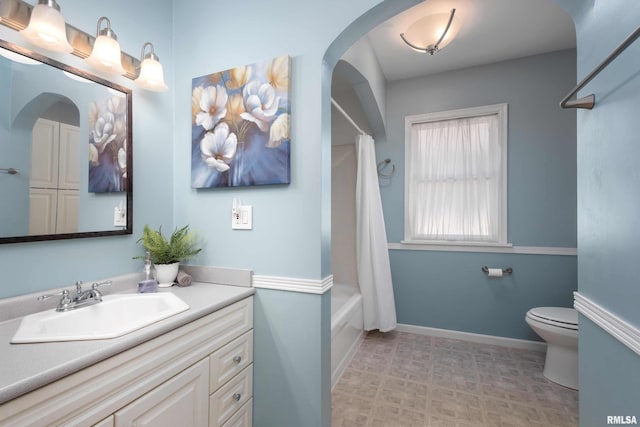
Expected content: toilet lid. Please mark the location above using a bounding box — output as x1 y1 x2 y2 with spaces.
528 307 578 330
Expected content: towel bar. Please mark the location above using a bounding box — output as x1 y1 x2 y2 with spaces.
560 24 640 110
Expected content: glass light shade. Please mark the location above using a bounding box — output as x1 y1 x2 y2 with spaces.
20 3 73 53
86 34 125 75
403 12 460 53
0 47 42 65
63 70 91 83
135 57 168 92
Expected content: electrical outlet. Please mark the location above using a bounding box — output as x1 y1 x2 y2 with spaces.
232 205 252 230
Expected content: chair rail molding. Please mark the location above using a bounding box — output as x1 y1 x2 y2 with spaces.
574 292 640 357
252 275 333 294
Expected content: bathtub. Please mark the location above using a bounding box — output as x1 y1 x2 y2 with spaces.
331 283 364 388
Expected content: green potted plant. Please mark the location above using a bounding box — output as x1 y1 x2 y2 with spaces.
135 224 202 287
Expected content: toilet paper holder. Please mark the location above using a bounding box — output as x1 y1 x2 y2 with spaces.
481 266 513 275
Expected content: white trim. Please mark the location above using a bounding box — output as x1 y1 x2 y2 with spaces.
331 332 364 391
252 274 333 294
574 292 640 357
388 242 577 256
396 323 547 352
404 103 509 245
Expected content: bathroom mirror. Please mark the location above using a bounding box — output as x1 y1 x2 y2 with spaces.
0 39 132 244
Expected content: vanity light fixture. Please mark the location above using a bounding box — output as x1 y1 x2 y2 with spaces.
134 42 168 92
19 0 73 53
400 8 458 55
85 16 126 75
0 46 41 64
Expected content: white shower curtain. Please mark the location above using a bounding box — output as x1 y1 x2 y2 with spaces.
356 133 397 332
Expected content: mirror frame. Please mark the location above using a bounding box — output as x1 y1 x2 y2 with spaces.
0 39 133 244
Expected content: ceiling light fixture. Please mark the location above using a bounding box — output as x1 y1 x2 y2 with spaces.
400 8 458 55
85 16 125 75
19 0 73 53
134 42 168 92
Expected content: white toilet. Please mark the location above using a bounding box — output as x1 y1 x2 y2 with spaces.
525 306 578 390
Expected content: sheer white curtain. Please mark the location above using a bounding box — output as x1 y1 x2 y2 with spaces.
356 134 397 332
407 114 501 242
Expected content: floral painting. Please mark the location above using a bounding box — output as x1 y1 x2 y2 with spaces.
88 95 128 192
191 55 291 188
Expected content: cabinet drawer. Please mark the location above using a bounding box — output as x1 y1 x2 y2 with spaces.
209 364 253 427
221 398 252 427
93 415 114 427
210 330 253 392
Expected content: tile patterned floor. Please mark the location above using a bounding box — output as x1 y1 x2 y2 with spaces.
332 331 578 427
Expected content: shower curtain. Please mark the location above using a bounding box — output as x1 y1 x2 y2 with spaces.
356 133 397 332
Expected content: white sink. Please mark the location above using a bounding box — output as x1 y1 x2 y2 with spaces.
11 293 189 343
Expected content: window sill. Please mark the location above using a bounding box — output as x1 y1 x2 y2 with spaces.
390 241 576 256
401 240 512 249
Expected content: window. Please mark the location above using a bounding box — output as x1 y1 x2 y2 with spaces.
404 104 508 246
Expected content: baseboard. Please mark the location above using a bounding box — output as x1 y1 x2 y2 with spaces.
331 331 364 391
396 323 546 352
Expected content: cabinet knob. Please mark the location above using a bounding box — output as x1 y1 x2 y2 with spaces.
233 355 242 364
233 393 242 401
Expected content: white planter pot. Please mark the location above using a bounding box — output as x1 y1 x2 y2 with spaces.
155 262 180 287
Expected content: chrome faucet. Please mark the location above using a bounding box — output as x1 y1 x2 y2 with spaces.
38 280 112 312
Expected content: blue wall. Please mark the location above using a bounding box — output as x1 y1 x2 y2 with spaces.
566 0 640 424
171 2 419 426
380 50 578 340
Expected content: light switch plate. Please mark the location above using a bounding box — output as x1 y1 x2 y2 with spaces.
114 206 126 227
232 205 252 230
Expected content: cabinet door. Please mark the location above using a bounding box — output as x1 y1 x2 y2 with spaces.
56 189 79 233
29 188 57 235
58 123 80 190
115 359 209 427
30 118 59 189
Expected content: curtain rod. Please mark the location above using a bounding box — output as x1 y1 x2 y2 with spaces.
331 97 365 135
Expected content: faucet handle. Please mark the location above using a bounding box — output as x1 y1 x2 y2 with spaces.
91 280 112 299
74 280 84 296
38 288 70 302
38 289 72 311
91 280 112 290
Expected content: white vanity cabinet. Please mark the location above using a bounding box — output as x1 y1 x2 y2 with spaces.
114 358 209 427
0 296 253 427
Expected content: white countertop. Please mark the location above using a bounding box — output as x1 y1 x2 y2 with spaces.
0 282 254 404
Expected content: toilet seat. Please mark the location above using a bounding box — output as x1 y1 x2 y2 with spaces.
526 307 578 331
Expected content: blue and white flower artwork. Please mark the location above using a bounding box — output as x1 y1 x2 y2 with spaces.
88 95 128 193
191 55 291 188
